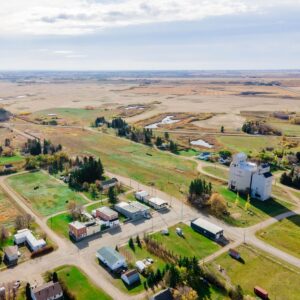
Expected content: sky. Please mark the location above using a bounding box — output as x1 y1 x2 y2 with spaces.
0 0 300 70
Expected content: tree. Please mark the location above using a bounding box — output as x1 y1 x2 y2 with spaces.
89 183 98 199
209 193 227 217
164 132 169 140
108 187 117 205
173 286 198 300
136 235 142 248
0 226 9 244
25 283 32 300
68 201 83 220
128 237 135 252
220 125 224 133
155 137 163 147
169 141 178 154
52 272 58 283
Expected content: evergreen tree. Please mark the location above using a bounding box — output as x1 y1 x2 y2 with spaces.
129 237 135 251
136 235 142 248
108 187 117 204
25 283 32 300
52 272 58 283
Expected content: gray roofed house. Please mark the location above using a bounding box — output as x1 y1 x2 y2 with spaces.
31 281 63 300
96 246 127 271
100 178 118 190
4 245 19 266
121 269 140 286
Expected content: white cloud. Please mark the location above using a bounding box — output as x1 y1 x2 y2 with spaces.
53 50 74 54
0 0 299 35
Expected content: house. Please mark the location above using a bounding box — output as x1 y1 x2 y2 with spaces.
114 201 151 220
96 246 127 271
228 153 273 201
4 246 19 266
150 288 174 300
14 229 46 252
31 281 63 300
135 191 168 210
100 178 118 190
191 218 223 240
69 221 87 241
121 269 140 286
196 152 211 161
94 206 119 227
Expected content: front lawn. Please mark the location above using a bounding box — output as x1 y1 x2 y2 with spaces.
55 265 112 300
7 171 87 216
151 223 220 259
256 215 300 259
207 245 300 300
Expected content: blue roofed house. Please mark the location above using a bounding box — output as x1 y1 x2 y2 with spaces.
96 246 127 271
121 269 140 286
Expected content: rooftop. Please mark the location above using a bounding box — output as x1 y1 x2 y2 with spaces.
4 245 18 257
32 281 63 300
69 221 86 230
97 206 118 217
149 197 168 206
192 218 223 235
97 246 125 266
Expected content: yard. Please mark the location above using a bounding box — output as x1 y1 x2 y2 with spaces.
47 213 72 239
151 223 220 259
0 154 24 166
6 171 87 216
202 165 229 180
217 186 294 227
0 187 22 227
207 244 300 299
256 215 300 259
54 265 112 300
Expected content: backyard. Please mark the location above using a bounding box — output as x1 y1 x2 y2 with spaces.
6 171 87 216
54 265 112 300
256 215 300 259
207 245 300 299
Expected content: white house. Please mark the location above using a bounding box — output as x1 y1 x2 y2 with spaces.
96 246 127 271
14 229 46 252
228 153 273 201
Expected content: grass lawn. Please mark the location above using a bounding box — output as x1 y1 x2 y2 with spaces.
269 120 300 136
55 265 112 300
47 213 72 239
207 244 300 300
7 171 87 216
256 215 300 259
46 129 198 199
0 154 24 166
0 187 22 227
203 166 229 180
178 149 199 157
151 223 220 259
217 186 294 227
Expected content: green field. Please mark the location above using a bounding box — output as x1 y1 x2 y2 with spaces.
256 215 300 259
0 154 24 166
216 135 282 154
48 129 198 199
178 149 199 157
269 120 300 136
203 166 229 180
0 187 22 227
217 186 294 227
55 265 112 300
207 245 300 299
7 171 87 216
151 223 220 259
47 213 72 238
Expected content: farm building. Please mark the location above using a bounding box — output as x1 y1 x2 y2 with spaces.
93 206 119 227
135 191 168 210
191 218 223 240
96 246 127 271
4 246 19 266
114 201 150 220
31 281 63 300
100 178 118 190
14 229 46 252
121 269 140 286
228 153 273 201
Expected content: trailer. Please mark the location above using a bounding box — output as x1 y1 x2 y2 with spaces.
191 218 223 240
254 286 269 300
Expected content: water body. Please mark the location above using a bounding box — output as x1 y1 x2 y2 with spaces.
145 116 179 129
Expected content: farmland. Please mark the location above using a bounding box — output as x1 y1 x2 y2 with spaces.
6 171 87 216
207 245 300 300
55 265 112 300
151 223 220 259
256 215 300 259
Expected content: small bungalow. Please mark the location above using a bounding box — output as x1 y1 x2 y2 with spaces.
121 269 140 286
96 246 127 272
31 281 63 300
4 246 19 266
100 178 118 190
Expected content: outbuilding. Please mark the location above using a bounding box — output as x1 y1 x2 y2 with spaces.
121 269 140 286
4 246 19 266
69 221 87 241
114 201 150 220
94 206 119 227
135 260 146 273
96 246 127 271
100 178 118 190
191 218 223 240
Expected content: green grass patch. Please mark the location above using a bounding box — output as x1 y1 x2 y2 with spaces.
207 244 300 300
151 223 220 259
217 186 294 227
7 171 87 216
0 154 24 166
55 265 112 300
47 213 72 239
178 149 199 157
203 166 229 180
256 215 300 259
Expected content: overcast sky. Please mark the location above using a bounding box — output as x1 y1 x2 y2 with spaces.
0 0 300 70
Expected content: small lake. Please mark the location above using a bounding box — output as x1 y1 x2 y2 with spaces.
190 139 213 148
145 116 179 129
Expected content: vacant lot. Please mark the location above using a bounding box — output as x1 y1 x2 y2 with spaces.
203 166 229 180
207 245 300 299
44 128 198 199
7 171 87 216
151 223 220 259
256 215 300 259
217 186 294 227
0 187 22 227
55 265 112 300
